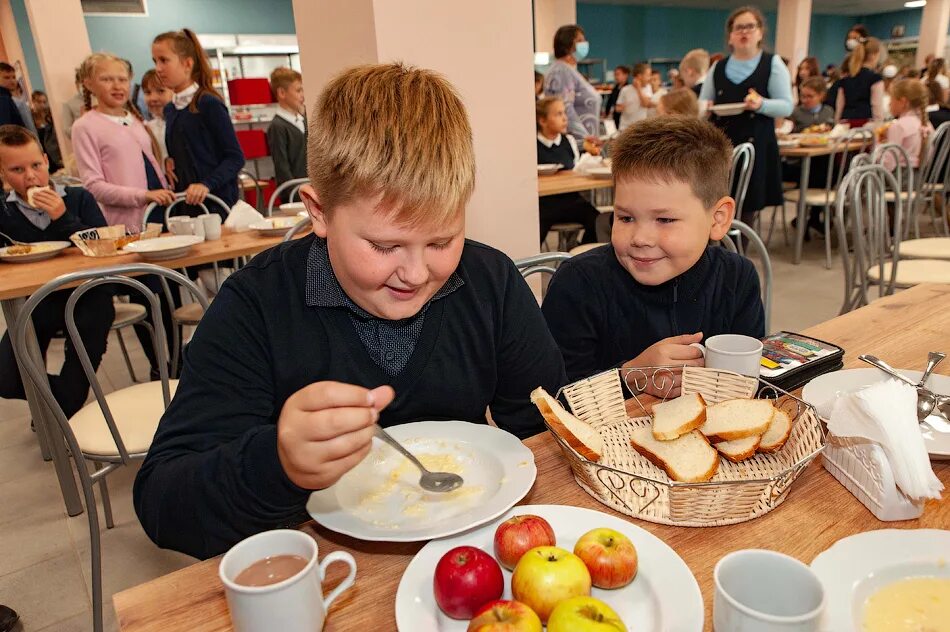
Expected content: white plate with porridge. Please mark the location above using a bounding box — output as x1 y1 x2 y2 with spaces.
307 420 537 542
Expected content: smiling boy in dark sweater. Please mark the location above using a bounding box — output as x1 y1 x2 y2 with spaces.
542 117 765 385
134 63 566 559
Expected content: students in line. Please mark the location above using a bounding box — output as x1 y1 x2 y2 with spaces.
657 88 699 118
152 28 244 213
133 63 566 559
616 63 654 130
30 91 62 172
141 69 173 162
604 65 630 129
266 67 307 189
541 116 764 386
680 49 710 97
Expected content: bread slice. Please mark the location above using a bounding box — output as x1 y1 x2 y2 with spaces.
651 393 707 440
714 435 762 463
700 399 775 442
630 427 719 483
27 185 47 207
758 408 793 453
531 387 602 462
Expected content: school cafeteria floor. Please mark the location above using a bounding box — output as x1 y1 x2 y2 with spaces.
0 212 878 631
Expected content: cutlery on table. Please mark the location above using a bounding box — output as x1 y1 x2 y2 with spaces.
0 231 29 246
858 354 945 424
373 425 464 493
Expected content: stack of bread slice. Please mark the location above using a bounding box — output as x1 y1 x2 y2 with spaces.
531 387 603 462
630 394 793 482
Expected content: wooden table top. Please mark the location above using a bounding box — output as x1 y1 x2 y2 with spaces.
779 139 866 158
0 229 285 301
538 171 614 197
114 283 950 632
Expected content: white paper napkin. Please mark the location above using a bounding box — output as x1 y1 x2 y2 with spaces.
828 379 943 501
573 152 605 174
223 200 265 232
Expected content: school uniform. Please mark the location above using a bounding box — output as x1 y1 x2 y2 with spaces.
134 235 566 559
266 108 307 187
839 68 882 123
542 245 765 382
789 104 836 132
0 86 24 127
537 133 599 245
0 187 115 418
604 81 626 128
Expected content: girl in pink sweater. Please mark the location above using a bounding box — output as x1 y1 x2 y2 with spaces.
72 53 175 230
881 78 933 171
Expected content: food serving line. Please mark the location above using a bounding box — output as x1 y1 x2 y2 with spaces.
113 283 950 631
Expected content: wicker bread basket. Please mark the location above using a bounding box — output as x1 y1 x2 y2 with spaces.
548 366 825 527
70 223 162 257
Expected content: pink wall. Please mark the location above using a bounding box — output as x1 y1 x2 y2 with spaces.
534 0 577 55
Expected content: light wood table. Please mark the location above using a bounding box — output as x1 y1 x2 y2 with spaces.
0 228 287 516
538 171 614 197
114 283 950 632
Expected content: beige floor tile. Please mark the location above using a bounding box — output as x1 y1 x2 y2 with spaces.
0 412 35 451
0 467 69 529
0 553 89 630
0 512 74 578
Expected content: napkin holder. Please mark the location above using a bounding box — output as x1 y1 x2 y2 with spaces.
822 435 924 521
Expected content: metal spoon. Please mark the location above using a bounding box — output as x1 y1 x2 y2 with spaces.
374 425 463 493
917 352 946 390
0 231 28 246
859 354 938 422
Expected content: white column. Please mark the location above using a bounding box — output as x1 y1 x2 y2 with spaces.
290 0 540 259
0 0 32 93
24 0 92 157
533 0 577 56
917 0 950 68
774 0 812 71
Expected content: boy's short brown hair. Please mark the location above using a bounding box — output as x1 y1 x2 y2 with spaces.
800 76 827 95
141 69 164 92
659 88 699 117
0 124 43 153
611 117 732 209
308 63 474 226
270 67 302 94
679 49 710 76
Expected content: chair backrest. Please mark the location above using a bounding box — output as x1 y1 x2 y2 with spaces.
235 129 269 161
729 143 755 213
141 192 232 230
834 164 903 313
238 170 264 211
266 177 310 217
920 120 950 190
818 129 873 202
11 265 209 464
871 142 914 197
514 252 571 279
720 219 772 333
282 218 312 243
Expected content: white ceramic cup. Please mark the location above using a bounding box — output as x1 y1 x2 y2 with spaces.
200 213 222 240
714 549 825 632
691 334 763 378
167 216 193 236
219 529 357 632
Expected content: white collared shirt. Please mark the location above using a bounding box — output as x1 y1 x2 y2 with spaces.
537 133 580 164
274 107 305 134
172 83 199 110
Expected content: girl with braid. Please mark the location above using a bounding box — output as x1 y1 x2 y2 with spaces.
880 78 932 171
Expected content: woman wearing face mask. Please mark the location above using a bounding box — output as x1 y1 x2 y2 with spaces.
701 5 792 226
543 24 603 146
845 25 870 54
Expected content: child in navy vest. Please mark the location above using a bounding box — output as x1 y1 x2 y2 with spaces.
536 97 599 246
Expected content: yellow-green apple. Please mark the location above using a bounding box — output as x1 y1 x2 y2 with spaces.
573 527 638 589
546 596 627 632
433 546 503 619
511 546 591 623
493 515 557 570
466 600 542 632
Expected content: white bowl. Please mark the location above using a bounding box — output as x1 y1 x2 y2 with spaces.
123 235 202 261
537 163 562 176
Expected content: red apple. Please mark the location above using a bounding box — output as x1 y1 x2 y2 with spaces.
573 528 638 589
511 546 591 623
433 546 504 619
493 515 557 570
466 599 543 632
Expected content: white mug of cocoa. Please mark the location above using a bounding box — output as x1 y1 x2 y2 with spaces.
219 529 357 632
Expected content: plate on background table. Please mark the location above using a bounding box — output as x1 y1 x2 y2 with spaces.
0 241 71 263
277 201 306 215
537 163 562 176
709 102 746 117
394 504 703 631
248 217 301 237
307 421 536 542
121 235 202 261
802 368 950 459
810 529 950 632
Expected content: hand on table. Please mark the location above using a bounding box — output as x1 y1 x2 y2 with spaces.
32 188 66 220
623 332 705 397
144 189 176 206
184 183 209 205
277 382 396 490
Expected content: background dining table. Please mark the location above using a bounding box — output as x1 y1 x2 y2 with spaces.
113 282 950 632
538 171 614 197
0 228 291 517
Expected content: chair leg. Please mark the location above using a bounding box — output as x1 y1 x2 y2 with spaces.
115 328 138 384
74 457 105 632
824 206 833 269
93 461 114 529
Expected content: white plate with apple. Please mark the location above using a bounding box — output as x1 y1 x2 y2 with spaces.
307 421 537 542
395 504 703 631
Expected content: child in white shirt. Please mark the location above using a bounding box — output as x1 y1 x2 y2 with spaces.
616 63 654 130
141 69 172 162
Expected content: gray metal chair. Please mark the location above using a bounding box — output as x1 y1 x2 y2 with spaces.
11 265 209 632
515 252 572 280
720 219 773 333
267 177 309 217
282 217 312 243
110 300 151 383
871 142 915 238
726 143 755 254
141 191 232 230
911 120 950 237
238 170 265 212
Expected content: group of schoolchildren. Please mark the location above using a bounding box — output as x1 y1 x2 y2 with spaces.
0 30 309 423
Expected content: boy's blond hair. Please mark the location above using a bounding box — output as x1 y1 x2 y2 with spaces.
308 63 475 226
659 88 699 118
611 117 731 209
679 49 710 76
270 67 302 94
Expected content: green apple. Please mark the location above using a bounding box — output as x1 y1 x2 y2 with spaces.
547 596 627 632
510 546 591 623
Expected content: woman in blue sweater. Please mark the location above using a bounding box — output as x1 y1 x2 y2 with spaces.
152 29 244 215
